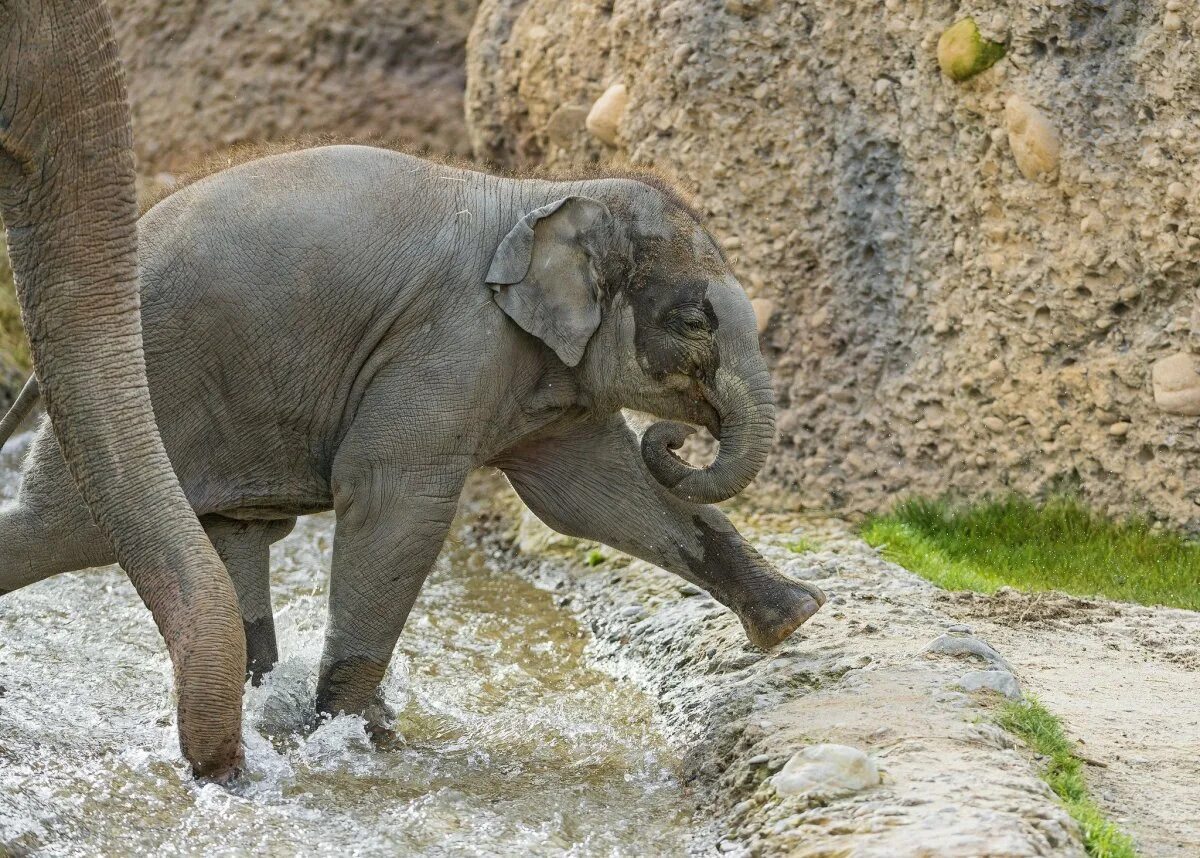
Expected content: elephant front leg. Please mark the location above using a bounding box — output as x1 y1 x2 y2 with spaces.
498 415 824 649
316 458 465 724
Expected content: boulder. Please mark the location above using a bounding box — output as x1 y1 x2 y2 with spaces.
923 633 1014 673
956 669 1023 701
771 744 881 799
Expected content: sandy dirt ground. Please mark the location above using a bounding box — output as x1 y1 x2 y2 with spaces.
503 492 1200 856
943 589 1200 857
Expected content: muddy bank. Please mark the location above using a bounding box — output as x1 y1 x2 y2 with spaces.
493 481 1200 854
942 589 1200 855
484 487 1087 856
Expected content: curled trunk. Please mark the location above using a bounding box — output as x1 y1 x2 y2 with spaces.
641 362 776 505
0 0 244 779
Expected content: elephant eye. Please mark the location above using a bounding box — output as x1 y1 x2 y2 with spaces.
667 306 710 335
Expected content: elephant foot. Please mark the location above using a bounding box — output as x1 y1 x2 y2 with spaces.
735 579 826 650
308 678 399 747
363 692 400 746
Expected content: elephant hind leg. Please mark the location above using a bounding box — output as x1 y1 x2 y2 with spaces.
203 515 296 686
1 432 113 594
0 498 113 595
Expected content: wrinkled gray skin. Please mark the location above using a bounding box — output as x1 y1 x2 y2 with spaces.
0 146 824 724
0 0 244 780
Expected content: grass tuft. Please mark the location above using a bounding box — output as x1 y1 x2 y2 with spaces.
998 697 1138 858
863 495 1200 610
785 538 814 554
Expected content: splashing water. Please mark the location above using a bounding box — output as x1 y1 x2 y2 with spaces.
0 431 692 855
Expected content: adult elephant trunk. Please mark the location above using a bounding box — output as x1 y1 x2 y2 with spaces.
0 1 244 779
641 354 777 505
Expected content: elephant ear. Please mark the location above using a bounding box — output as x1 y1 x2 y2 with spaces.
487 196 612 367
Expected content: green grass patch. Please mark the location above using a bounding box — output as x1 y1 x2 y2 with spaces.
862 496 1200 610
583 548 606 567
998 697 1138 858
785 537 814 554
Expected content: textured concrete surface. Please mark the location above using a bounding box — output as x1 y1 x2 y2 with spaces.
1 1 482 401
111 0 479 176
466 0 1200 529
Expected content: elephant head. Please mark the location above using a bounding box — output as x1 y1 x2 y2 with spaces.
0 1 244 780
488 181 775 504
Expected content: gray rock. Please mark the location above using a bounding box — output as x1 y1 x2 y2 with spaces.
957 669 1023 700
770 744 881 799
924 633 1014 673
1152 353 1200 416
585 83 626 146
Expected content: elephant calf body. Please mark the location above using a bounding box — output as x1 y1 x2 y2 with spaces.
0 146 823 730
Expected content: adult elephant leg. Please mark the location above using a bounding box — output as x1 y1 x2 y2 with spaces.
0 430 113 594
498 414 825 649
0 3 244 779
203 516 297 686
316 455 465 725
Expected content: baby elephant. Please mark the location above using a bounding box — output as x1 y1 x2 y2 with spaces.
0 145 824 724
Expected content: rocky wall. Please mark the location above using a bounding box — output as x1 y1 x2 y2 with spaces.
111 0 480 177
465 0 1200 528
0 246 26 410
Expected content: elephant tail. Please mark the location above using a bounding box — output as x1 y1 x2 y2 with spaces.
0 375 40 450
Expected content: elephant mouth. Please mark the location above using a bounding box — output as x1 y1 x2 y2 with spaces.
641 364 776 505
699 401 722 440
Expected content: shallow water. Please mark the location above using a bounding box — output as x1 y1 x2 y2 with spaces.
0 432 692 856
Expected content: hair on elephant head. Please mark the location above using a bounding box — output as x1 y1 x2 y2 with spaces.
488 181 775 506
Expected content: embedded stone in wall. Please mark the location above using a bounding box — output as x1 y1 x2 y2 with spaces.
1005 95 1060 182
937 18 1005 82
1152 353 1200 416
586 84 628 147
545 104 590 146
